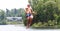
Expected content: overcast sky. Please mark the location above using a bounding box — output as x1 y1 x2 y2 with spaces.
0 0 29 11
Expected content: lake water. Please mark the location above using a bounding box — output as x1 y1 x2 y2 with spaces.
0 25 60 31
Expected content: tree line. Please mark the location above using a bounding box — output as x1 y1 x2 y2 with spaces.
0 8 25 25
23 0 60 28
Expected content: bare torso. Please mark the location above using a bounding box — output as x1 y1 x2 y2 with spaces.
26 8 32 14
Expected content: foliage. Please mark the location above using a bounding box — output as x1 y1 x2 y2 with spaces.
6 8 25 24
0 9 6 25
6 8 25 17
0 8 25 25
27 0 60 28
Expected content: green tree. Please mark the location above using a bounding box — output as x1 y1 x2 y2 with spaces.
0 9 6 25
28 0 59 27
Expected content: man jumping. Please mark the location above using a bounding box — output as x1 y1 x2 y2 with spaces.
25 4 33 29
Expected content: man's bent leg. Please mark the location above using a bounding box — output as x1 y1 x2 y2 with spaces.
26 17 30 29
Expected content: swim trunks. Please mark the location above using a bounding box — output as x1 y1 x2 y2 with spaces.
26 13 31 17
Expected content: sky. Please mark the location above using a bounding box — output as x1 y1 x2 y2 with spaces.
0 0 29 11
